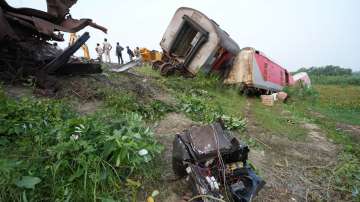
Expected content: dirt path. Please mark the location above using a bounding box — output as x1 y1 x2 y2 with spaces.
244 100 341 202
153 113 195 202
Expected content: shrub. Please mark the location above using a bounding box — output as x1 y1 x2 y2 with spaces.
283 85 319 103
0 88 163 201
178 89 246 131
105 91 174 121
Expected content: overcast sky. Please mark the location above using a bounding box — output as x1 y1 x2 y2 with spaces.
8 0 360 71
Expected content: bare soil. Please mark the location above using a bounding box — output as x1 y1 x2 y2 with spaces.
336 123 360 143
244 101 342 202
153 113 195 202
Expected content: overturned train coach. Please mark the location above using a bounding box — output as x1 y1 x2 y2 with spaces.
155 7 240 77
157 8 311 94
224 47 311 94
224 47 294 94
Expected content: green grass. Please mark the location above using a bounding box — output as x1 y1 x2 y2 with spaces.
0 85 164 201
284 84 360 200
135 66 247 117
251 99 308 140
313 85 360 125
311 75 360 86
134 65 162 79
135 66 248 129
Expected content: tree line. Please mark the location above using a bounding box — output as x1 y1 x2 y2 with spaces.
295 65 353 76
294 65 360 85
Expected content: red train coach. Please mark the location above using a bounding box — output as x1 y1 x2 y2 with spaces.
224 47 294 94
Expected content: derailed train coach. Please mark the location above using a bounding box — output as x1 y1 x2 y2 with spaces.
224 47 294 94
154 7 240 76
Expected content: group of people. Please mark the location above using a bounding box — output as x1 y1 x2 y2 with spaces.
95 38 140 64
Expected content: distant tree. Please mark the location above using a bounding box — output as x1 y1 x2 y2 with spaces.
295 65 352 76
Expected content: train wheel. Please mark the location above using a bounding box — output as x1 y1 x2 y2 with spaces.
160 63 175 76
243 88 251 96
152 60 163 70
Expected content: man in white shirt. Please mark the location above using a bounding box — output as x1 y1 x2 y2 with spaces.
95 43 103 62
103 38 112 63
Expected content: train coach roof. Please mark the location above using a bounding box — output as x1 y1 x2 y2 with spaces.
177 7 240 55
243 47 288 72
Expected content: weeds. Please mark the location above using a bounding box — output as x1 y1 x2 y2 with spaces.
177 89 246 131
104 90 174 121
135 67 247 130
0 88 163 201
283 85 319 103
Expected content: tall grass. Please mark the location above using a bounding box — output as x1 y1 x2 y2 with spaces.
310 75 360 86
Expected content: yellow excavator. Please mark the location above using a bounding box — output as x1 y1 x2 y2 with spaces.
139 48 162 63
69 33 90 59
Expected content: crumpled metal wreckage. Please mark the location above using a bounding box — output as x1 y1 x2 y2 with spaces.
0 0 107 89
173 122 265 202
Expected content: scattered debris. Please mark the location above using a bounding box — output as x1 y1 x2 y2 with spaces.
277 91 288 102
261 91 288 106
172 122 264 201
153 7 240 77
261 95 275 106
147 190 160 202
110 59 142 73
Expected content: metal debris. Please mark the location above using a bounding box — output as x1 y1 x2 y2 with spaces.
173 122 265 202
0 0 106 89
110 59 142 73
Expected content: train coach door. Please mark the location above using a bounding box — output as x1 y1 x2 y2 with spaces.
169 15 209 67
285 71 290 85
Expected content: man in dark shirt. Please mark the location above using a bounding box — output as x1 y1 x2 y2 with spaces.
116 42 124 64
